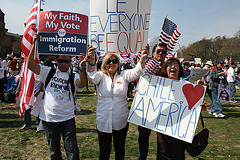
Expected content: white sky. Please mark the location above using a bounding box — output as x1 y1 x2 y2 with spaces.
1 0 240 50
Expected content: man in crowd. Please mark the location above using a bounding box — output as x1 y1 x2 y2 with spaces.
27 33 88 159
202 61 213 100
8 57 18 76
138 43 167 160
209 59 227 118
183 61 191 80
227 62 237 102
0 58 6 103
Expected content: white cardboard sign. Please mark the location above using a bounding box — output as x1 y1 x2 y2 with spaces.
128 74 206 143
89 0 152 54
188 68 209 83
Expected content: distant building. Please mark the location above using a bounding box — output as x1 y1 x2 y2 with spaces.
0 8 22 40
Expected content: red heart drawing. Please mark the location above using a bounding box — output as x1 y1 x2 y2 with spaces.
182 84 205 110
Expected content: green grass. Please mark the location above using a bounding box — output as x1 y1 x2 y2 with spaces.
0 84 240 159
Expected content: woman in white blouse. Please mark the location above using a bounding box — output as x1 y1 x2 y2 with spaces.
87 45 149 160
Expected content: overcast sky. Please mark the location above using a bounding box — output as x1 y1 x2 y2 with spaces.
1 0 240 50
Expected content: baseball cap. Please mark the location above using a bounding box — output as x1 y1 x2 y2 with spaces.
216 59 224 64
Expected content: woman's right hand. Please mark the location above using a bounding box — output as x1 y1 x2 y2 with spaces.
33 33 39 43
140 44 150 69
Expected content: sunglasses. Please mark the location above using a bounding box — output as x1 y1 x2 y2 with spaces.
156 49 167 54
57 59 71 63
106 59 118 64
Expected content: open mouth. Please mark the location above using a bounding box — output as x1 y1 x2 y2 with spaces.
170 69 176 74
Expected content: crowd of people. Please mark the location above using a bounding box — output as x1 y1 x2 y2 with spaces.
182 59 239 118
1 35 240 159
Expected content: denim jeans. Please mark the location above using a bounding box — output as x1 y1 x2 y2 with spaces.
24 108 32 126
210 89 222 114
36 116 40 127
228 82 236 101
42 118 79 160
137 126 161 160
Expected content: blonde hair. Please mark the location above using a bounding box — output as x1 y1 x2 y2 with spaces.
101 54 121 75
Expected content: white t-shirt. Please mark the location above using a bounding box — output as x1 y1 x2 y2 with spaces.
227 67 235 83
35 65 80 122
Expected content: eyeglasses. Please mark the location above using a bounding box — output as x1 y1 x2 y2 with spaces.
167 63 179 68
156 49 167 54
57 59 71 63
106 59 118 64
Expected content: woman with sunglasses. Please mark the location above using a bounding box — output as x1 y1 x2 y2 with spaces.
86 45 149 160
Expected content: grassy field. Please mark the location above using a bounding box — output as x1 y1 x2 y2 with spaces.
0 84 240 160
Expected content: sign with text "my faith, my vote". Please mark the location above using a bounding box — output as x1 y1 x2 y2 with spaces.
128 74 206 143
90 0 152 54
38 11 88 56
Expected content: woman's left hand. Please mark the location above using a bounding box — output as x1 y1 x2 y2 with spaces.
200 103 210 111
79 53 88 70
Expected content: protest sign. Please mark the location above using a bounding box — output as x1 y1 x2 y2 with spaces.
148 36 159 57
194 58 201 64
218 84 230 102
188 68 209 83
128 74 206 143
90 0 152 54
38 11 88 55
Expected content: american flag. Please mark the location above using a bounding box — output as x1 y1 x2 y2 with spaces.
159 18 181 52
19 0 41 117
145 58 161 75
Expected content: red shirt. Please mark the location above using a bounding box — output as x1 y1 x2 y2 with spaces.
9 60 18 71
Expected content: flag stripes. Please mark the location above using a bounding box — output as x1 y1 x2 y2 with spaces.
145 58 161 75
159 18 181 52
19 0 40 117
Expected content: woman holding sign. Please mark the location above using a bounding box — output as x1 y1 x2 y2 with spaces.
86 45 149 160
158 58 186 160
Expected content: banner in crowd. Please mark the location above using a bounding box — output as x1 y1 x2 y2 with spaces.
128 74 206 143
188 68 209 83
165 52 177 60
90 0 152 54
120 53 132 63
218 84 230 102
194 58 202 64
38 11 88 55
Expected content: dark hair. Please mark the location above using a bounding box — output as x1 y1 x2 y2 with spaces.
56 55 71 59
184 62 190 66
152 43 167 54
231 62 236 66
161 58 184 79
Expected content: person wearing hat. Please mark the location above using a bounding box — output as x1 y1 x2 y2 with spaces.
227 62 237 102
202 61 213 100
209 59 227 118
